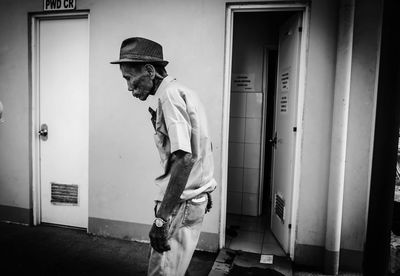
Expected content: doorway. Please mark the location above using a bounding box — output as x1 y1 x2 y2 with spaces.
223 6 306 258
31 13 89 229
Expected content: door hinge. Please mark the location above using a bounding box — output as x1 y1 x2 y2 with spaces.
298 27 303 32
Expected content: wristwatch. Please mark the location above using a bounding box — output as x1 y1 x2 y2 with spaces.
154 217 168 228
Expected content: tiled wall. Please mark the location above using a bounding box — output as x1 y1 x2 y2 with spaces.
226 12 282 216
227 92 263 216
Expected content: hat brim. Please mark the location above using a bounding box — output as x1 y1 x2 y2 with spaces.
110 58 168 66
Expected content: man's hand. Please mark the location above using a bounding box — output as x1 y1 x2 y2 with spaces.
149 222 171 253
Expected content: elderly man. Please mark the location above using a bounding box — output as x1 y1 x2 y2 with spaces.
111 37 217 276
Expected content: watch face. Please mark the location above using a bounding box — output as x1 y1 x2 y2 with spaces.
155 218 164 227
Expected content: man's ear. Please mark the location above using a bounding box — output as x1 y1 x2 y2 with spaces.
144 64 156 79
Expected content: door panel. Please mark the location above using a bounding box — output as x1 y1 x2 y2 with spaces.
270 13 302 252
39 17 89 228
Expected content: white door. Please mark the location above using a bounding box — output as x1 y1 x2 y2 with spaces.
270 13 302 252
38 17 89 228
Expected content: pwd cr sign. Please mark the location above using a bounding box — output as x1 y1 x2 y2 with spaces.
44 0 76 11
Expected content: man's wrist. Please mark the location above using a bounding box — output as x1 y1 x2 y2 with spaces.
156 209 169 222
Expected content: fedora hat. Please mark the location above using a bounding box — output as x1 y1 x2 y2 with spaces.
110 37 168 66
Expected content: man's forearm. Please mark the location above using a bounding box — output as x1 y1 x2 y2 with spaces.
156 151 195 220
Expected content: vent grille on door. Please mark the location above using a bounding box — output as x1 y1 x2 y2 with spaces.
275 193 285 222
51 183 78 205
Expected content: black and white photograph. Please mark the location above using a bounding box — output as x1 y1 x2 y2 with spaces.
0 0 398 275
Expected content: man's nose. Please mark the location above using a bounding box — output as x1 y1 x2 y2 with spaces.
132 90 141 98
127 82 133 91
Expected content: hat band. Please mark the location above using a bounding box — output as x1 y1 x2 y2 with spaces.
120 53 164 62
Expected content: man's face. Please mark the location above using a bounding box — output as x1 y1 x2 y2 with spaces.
120 64 154 101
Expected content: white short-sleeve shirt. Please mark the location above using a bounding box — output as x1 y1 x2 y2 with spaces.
152 76 217 201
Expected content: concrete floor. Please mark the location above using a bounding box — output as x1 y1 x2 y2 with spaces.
209 248 362 276
0 221 216 275
0 221 364 276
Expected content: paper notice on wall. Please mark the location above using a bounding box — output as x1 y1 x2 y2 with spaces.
231 73 255 92
260 254 274 264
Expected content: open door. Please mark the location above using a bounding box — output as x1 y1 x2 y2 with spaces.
270 13 302 252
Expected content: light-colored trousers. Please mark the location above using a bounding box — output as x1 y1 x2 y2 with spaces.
148 193 208 276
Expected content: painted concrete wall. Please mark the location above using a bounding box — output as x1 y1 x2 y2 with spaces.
295 0 382 270
0 0 42 222
341 0 382 252
86 0 227 235
295 0 339 250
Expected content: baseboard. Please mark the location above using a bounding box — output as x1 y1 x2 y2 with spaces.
294 243 363 272
0 204 32 225
340 248 363 272
294 243 325 270
88 216 219 252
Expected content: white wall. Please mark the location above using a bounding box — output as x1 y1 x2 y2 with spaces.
0 0 42 210
294 0 382 269
86 0 229 235
296 0 339 247
341 0 382 252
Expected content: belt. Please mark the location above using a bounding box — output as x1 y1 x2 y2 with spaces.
154 192 213 216
190 192 213 214
205 192 213 214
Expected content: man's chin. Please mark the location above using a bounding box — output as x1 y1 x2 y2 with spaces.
138 94 149 101
131 93 149 101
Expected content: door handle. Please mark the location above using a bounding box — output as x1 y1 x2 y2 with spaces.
269 131 277 149
39 124 48 141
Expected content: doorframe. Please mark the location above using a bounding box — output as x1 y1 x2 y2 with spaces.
220 2 310 259
29 11 90 226
258 46 278 216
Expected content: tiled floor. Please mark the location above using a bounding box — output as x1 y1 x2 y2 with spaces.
225 213 286 256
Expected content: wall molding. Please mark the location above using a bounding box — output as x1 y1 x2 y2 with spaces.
295 243 363 272
0 205 32 225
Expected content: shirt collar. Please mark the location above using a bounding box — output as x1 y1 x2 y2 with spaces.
148 76 175 109
155 76 175 98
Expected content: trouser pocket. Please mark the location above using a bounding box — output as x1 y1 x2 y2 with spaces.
182 195 207 227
